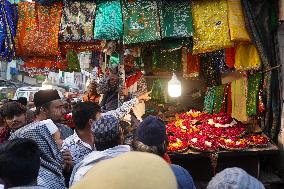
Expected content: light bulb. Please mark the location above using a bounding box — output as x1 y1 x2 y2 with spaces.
168 73 181 97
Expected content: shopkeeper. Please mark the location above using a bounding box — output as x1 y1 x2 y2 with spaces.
96 49 147 121
82 82 101 103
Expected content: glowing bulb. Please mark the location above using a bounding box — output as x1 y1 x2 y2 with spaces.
168 73 181 97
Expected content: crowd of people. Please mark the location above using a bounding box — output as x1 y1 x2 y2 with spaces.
0 58 266 189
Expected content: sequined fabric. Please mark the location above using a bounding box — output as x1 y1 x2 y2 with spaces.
247 73 262 116
94 0 123 40
225 47 236 68
15 2 62 57
59 0 96 42
66 50 80 72
158 0 193 38
152 48 182 73
203 87 216 114
231 78 248 122
183 49 200 78
191 0 233 54
122 0 160 44
235 44 262 70
213 85 225 114
227 0 251 42
200 52 221 87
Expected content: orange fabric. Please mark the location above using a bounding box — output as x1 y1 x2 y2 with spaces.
15 2 63 57
186 52 200 78
59 42 105 57
24 57 67 70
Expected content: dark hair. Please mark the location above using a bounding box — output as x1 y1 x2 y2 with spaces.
0 138 40 187
34 101 52 116
1 102 27 119
17 97 28 106
95 135 120 151
72 102 101 130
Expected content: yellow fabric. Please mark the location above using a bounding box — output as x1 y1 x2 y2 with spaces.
71 152 177 189
231 78 248 122
227 0 251 42
235 44 262 70
191 0 233 54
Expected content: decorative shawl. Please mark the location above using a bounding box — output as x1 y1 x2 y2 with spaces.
122 0 161 44
247 73 262 116
94 0 123 40
191 0 233 54
234 44 262 70
9 122 65 189
158 0 193 38
183 49 200 78
59 0 96 42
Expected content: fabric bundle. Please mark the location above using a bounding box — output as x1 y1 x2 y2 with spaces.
234 44 262 70
59 0 96 42
94 0 123 40
231 78 248 122
191 0 233 54
183 50 200 78
158 0 193 39
227 0 251 42
0 0 17 61
15 2 62 57
225 47 236 69
122 0 161 44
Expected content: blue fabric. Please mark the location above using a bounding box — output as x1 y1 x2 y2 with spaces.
171 164 196 189
0 0 17 61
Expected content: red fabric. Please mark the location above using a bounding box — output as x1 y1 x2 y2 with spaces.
227 84 232 116
187 52 200 76
163 153 172 164
125 70 143 89
225 47 236 68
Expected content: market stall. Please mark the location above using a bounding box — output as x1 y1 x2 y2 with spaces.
1 0 281 183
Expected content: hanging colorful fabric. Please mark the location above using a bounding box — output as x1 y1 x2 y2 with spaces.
0 0 17 61
59 1 96 42
200 52 221 87
226 83 232 116
231 78 248 122
151 79 165 104
204 86 216 114
91 50 103 67
183 50 200 78
16 2 62 57
191 0 233 54
152 48 182 73
66 50 80 72
213 85 225 114
122 0 160 44
235 44 262 70
94 0 123 40
213 50 228 73
247 73 262 116
225 47 236 69
34 0 61 6
227 0 251 42
158 0 193 38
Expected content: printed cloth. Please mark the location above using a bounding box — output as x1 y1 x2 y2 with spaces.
94 0 123 40
15 2 62 57
122 0 161 44
158 0 193 38
191 0 233 54
9 122 65 189
59 0 96 42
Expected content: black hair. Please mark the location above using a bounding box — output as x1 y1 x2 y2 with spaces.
1 102 27 119
72 102 101 130
34 101 52 116
17 97 28 106
0 138 40 187
95 136 120 151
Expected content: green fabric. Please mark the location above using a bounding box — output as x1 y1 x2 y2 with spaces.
122 0 161 44
110 53 120 68
151 79 165 104
213 85 225 114
158 0 193 38
152 48 182 72
66 50 80 72
203 86 216 114
94 0 123 40
159 38 192 50
246 73 262 116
